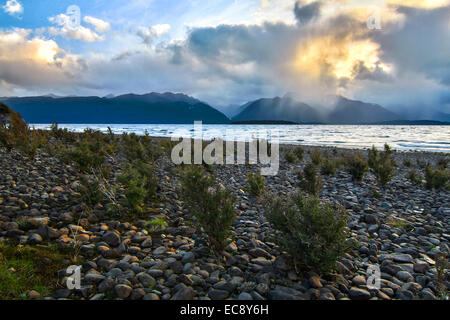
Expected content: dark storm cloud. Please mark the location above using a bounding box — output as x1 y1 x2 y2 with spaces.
294 0 322 24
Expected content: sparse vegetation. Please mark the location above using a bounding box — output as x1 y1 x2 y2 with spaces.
246 172 266 197
117 160 158 214
407 169 422 185
180 166 236 252
265 194 349 274
0 243 74 300
321 158 337 176
368 144 395 187
146 218 168 234
435 253 449 300
345 151 368 182
284 149 298 163
78 175 103 207
310 149 322 166
403 158 412 168
293 146 304 162
425 165 449 190
298 163 322 196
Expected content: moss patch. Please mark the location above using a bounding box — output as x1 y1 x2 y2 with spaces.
0 243 73 300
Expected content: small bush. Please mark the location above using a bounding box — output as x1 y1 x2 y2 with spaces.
284 150 298 163
117 160 158 213
294 147 304 162
403 158 412 168
425 165 449 190
298 163 322 196
417 159 429 169
78 175 103 207
321 158 337 176
0 103 35 157
368 144 395 187
180 166 236 252
265 194 349 274
345 152 368 182
121 133 161 162
247 172 265 197
68 140 106 172
310 149 322 166
146 218 168 234
437 157 449 170
407 170 422 185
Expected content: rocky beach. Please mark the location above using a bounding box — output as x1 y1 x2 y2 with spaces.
0 123 449 301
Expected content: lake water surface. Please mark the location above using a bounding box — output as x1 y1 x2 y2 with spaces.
30 124 450 153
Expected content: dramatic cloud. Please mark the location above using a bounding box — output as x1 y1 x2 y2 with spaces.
294 0 322 24
2 0 22 18
0 0 449 115
0 28 85 94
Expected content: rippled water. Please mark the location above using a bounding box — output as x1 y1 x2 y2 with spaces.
31 124 450 153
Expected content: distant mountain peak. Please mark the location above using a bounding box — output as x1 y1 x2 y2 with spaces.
233 95 400 124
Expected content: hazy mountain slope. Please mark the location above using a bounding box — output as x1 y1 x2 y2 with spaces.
0 95 230 124
232 96 323 123
328 97 399 124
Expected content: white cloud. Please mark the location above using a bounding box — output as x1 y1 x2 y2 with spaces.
49 14 105 42
137 24 171 44
2 0 23 17
83 16 111 33
0 28 85 94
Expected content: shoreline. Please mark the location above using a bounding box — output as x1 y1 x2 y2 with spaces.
29 123 450 154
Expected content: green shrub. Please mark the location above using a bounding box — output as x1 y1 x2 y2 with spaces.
368 144 395 187
437 157 448 170
247 172 265 197
78 175 103 207
345 152 368 182
121 133 161 162
368 146 378 170
407 170 422 185
284 150 298 163
298 163 322 196
425 165 449 190
321 158 337 176
294 147 304 162
403 158 412 168
0 103 34 156
310 149 322 166
265 194 349 274
68 140 105 172
117 160 158 212
417 159 429 169
146 218 168 234
180 166 236 252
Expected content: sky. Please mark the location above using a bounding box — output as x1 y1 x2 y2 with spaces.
0 0 449 115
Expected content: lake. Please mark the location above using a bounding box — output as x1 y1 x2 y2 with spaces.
30 124 450 153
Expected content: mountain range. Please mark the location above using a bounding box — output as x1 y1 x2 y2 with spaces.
0 93 229 124
0 92 448 125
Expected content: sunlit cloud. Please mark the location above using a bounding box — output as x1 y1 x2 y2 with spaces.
0 28 84 93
